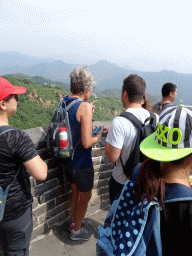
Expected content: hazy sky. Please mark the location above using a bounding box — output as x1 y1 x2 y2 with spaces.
0 0 192 73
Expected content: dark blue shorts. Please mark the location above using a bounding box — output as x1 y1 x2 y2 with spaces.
0 206 33 256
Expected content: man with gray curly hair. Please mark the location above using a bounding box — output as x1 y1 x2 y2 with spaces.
70 66 96 95
62 66 104 241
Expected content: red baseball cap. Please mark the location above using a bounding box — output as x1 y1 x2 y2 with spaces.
0 77 27 101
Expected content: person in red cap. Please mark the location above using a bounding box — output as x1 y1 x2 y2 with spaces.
0 77 48 256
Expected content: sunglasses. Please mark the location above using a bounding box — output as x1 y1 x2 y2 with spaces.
3 94 18 102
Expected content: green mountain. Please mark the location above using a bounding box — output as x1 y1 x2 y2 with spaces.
4 73 69 91
94 88 122 98
2 76 123 130
1 59 191 105
2 76 69 129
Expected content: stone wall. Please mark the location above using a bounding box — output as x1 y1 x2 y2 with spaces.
24 121 112 240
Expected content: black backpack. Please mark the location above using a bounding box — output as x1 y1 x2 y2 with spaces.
46 98 82 161
119 111 157 179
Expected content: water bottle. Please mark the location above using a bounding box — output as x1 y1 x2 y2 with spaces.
59 127 70 158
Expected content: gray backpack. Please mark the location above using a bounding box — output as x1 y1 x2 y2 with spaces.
46 98 82 161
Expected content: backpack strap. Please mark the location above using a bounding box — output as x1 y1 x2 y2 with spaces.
119 112 143 178
144 112 157 125
165 183 192 202
0 126 20 191
119 112 156 179
57 98 83 160
61 98 83 112
65 99 83 158
120 111 156 128
130 163 142 181
55 99 83 122
119 112 143 130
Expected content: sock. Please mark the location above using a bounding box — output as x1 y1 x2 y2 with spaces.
72 228 81 235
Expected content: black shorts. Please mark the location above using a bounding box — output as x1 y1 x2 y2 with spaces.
66 165 94 192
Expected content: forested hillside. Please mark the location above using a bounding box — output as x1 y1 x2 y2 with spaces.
3 76 123 130
4 73 69 91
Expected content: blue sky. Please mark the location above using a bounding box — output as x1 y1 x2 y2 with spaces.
0 0 192 73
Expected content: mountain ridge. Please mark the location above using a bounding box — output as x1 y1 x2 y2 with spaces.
0 52 191 105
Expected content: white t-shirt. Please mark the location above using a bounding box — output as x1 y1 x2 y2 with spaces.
106 108 158 185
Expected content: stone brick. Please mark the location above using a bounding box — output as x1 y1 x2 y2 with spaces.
34 178 59 196
92 185 109 198
101 155 111 164
38 186 64 204
31 222 49 240
102 193 110 202
31 187 35 197
91 188 98 201
92 121 111 128
92 156 102 165
93 179 109 189
93 164 100 173
55 194 70 206
86 203 102 216
94 172 99 181
100 163 114 171
94 170 112 181
32 197 39 209
33 215 39 228
47 209 71 229
94 163 113 172
93 155 110 165
38 201 70 224
89 194 102 206
92 147 106 157
94 137 106 148
30 176 34 188
97 186 109 196
24 126 47 150
33 199 56 217
101 199 110 209
89 193 109 208
36 167 59 186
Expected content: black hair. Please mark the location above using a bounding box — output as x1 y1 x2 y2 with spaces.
162 83 177 97
122 74 146 103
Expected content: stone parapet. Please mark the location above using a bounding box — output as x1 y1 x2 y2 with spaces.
24 121 112 240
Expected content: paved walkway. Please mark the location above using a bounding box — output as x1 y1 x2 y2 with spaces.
29 206 110 256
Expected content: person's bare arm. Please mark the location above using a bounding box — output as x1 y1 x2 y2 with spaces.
105 142 121 163
78 102 103 149
89 100 98 113
23 155 48 181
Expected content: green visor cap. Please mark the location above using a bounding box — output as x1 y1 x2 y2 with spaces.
140 132 192 162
